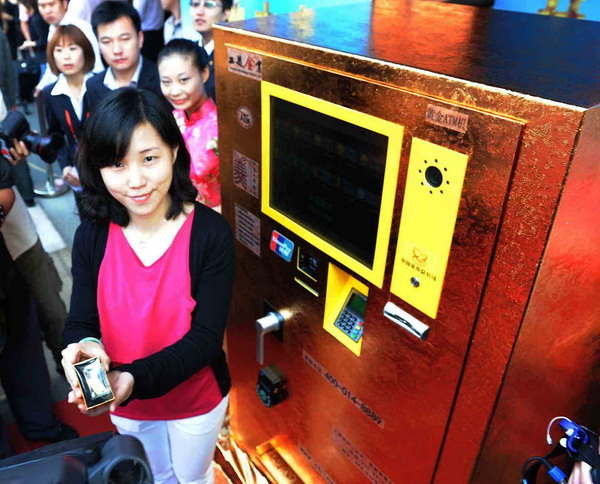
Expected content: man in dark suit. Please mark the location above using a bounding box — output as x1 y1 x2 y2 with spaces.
84 0 161 113
190 0 232 101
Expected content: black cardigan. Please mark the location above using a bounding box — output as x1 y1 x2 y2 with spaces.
63 202 234 402
42 83 86 170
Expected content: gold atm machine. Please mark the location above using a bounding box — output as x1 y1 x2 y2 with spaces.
214 2 600 483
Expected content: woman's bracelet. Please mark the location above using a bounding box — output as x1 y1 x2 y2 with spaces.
79 337 104 348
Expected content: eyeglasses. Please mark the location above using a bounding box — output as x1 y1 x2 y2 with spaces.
189 0 221 8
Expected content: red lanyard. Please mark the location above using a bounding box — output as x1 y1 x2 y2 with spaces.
64 109 78 143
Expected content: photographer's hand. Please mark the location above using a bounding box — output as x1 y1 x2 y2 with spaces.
6 139 30 165
568 462 594 484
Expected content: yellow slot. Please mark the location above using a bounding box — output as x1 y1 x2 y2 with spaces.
390 138 469 319
323 263 369 356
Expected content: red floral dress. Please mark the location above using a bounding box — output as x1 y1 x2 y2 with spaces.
173 98 221 208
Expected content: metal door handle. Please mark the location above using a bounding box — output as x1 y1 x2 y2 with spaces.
256 311 284 365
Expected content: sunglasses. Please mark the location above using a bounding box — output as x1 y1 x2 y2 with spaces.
189 0 222 8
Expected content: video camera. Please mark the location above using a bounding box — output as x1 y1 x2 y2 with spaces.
0 431 153 484
0 110 63 164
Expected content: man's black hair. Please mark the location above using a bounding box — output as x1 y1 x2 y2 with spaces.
75 88 197 225
91 0 142 35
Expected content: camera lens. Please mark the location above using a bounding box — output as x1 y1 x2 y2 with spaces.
425 166 443 188
22 132 64 164
0 111 29 141
107 460 147 484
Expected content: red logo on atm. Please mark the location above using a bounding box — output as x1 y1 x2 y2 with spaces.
412 247 428 266
270 232 279 252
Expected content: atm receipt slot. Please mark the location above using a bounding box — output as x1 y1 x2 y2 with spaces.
383 301 430 340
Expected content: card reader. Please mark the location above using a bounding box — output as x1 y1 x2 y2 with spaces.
333 289 367 342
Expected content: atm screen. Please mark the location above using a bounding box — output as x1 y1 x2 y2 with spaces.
270 98 388 269
348 292 367 318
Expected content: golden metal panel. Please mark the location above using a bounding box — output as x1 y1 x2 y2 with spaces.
215 4 597 482
217 35 526 483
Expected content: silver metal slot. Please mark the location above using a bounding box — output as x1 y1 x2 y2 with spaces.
383 302 430 341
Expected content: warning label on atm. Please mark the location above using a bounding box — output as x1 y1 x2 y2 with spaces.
303 351 385 429
332 428 395 484
233 150 259 198
235 204 260 257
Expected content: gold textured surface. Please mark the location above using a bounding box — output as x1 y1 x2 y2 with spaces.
215 4 591 482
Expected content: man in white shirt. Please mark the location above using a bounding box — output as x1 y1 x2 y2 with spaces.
63 0 103 24
84 0 161 113
162 0 185 44
190 0 232 100
33 0 103 93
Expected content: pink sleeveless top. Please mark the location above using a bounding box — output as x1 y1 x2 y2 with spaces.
97 211 222 420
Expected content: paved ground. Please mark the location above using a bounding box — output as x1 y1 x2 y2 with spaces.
23 100 80 248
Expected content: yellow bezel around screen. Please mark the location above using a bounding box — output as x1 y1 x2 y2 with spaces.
261 81 404 288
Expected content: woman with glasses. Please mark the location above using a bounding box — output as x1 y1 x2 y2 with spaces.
189 0 231 100
158 39 221 211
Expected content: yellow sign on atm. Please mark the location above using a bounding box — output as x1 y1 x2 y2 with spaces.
390 138 469 319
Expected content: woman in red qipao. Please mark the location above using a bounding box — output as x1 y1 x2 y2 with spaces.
158 39 221 211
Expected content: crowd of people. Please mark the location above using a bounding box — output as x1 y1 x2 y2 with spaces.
0 0 234 483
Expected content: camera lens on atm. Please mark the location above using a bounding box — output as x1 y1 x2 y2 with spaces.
425 166 443 188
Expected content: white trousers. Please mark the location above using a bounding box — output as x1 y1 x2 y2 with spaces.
110 395 229 484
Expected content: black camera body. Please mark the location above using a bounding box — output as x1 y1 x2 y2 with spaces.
0 110 63 163
0 431 154 483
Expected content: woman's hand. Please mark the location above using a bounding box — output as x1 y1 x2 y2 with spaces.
69 370 134 417
62 166 81 187
568 461 594 484
61 341 111 406
18 40 36 50
6 139 30 166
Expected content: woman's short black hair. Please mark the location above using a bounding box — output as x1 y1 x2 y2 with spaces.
75 88 197 225
158 39 209 73
91 0 141 35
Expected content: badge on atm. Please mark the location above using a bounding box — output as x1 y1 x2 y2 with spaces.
270 230 294 262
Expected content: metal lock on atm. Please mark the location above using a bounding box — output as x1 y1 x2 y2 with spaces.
256 364 287 408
